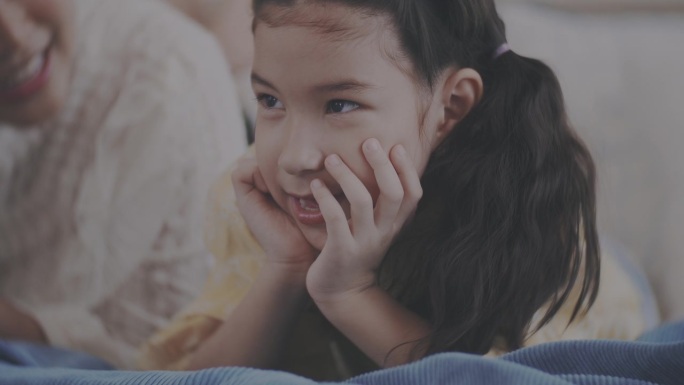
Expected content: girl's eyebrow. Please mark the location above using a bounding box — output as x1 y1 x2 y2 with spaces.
251 72 279 92
311 80 376 94
251 72 375 95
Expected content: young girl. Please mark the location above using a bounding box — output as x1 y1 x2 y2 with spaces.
139 0 651 379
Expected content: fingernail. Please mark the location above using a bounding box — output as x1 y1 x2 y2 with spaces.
364 138 380 152
311 179 323 189
327 154 341 166
395 145 406 157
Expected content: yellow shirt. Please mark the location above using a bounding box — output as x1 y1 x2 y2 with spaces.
138 169 651 380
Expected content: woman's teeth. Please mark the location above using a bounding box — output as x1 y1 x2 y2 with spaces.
1 54 45 89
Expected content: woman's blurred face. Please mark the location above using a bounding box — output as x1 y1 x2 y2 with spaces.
0 0 74 127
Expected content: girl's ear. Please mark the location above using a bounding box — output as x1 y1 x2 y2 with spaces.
435 68 483 141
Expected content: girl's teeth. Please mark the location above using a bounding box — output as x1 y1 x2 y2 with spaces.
299 198 319 211
2 54 44 89
23 56 43 77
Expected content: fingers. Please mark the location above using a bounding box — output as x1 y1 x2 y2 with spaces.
320 139 422 238
231 154 270 207
311 179 354 245
231 154 259 197
362 138 404 231
253 167 269 193
390 144 423 225
324 154 375 234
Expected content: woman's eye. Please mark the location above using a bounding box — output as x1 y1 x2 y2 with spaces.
327 100 359 114
256 94 284 109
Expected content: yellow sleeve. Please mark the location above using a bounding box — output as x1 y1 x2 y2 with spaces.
524 247 649 348
137 167 265 370
484 246 651 357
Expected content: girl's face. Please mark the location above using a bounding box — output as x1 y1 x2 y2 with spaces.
0 0 74 127
252 3 445 250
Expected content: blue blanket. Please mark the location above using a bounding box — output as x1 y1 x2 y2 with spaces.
1 321 683 385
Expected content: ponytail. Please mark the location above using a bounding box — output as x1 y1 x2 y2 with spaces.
379 0 601 353
484 51 600 331
383 50 599 355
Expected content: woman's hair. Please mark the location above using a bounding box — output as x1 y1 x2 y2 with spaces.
253 0 600 357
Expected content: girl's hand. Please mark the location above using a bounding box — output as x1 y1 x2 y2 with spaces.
232 153 317 272
306 139 423 302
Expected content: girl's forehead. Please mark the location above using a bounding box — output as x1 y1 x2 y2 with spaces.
252 3 427 99
255 2 393 42
254 3 412 73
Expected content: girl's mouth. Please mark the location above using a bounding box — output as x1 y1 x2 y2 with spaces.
289 193 346 226
0 49 51 103
298 196 320 212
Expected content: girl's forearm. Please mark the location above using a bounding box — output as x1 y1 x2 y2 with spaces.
313 286 431 368
185 263 309 370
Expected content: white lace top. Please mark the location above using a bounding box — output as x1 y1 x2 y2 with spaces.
0 0 247 369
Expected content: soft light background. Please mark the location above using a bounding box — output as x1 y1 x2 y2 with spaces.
497 0 684 321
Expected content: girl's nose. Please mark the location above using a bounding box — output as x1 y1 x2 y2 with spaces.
278 126 325 176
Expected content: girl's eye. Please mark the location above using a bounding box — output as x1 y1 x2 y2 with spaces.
327 100 359 114
256 94 284 109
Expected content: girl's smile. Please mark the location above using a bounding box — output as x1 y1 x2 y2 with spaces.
289 192 347 226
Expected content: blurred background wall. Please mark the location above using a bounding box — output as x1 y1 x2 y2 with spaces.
496 0 684 321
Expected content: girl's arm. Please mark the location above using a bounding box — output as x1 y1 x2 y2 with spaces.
185 263 309 370
314 286 430 367
184 154 318 370
307 139 429 367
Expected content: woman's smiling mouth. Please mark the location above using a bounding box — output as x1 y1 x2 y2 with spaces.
0 48 51 103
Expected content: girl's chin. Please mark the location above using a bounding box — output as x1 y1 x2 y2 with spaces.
299 226 327 252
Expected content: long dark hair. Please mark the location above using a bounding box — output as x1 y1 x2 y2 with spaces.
253 0 600 357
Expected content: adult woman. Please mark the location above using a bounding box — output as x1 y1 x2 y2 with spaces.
0 0 246 369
